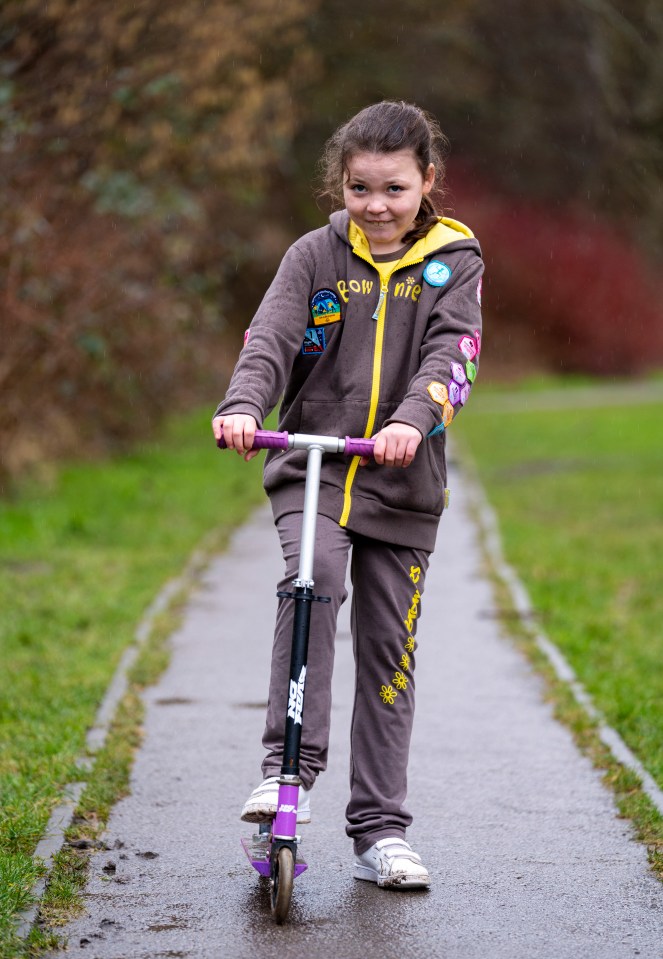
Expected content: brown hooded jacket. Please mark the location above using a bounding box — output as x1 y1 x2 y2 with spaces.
214 210 483 550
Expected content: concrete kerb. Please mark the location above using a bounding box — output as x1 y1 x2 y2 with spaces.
14 550 206 941
461 448 663 820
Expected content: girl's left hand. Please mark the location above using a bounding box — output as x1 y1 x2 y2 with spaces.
362 422 422 468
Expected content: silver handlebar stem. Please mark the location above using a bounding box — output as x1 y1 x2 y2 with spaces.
296 444 324 586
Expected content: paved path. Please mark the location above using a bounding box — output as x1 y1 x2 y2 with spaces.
54 461 663 958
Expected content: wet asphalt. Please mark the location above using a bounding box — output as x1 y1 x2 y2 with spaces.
52 459 663 958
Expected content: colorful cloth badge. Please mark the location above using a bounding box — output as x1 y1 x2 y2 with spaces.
427 381 448 406
458 335 477 360
310 289 341 326
466 360 477 382
448 380 461 405
423 260 452 287
302 327 327 355
450 361 466 385
476 277 482 306
442 401 454 427
460 382 471 405
474 329 481 354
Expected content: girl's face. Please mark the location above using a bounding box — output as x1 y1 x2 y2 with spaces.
343 150 435 255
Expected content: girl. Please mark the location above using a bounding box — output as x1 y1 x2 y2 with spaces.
212 100 483 889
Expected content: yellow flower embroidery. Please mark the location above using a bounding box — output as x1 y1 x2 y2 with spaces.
405 636 415 652
380 685 398 705
400 653 410 671
393 671 408 690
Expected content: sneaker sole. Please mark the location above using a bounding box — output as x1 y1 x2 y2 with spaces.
353 864 430 889
241 805 311 825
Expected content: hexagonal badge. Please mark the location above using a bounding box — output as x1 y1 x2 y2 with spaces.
448 380 461 405
442 400 454 427
450 361 467 385
466 360 477 382
474 329 481 355
458 335 477 360
460 382 471 405
427 381 448 406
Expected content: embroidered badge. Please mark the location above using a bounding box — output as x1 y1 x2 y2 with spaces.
427 381 448 406
427 422 445 438
442 400 454 427
243 329 250 347
310 288 341 326
302 327 327 355
458 335 477 360
448 380 461 406
474 329 481 354
466 359 477 382
450 361 466 386
460 382 471 405
476 277 482 306
423 260 452 287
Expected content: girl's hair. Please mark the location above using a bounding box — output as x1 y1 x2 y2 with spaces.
318 100 449 243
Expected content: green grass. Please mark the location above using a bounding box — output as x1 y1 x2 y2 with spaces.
455 385 663 790
0 409 266 954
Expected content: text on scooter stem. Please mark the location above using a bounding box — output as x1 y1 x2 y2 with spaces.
287 666 307 725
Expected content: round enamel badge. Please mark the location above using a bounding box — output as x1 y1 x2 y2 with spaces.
423 260 452 287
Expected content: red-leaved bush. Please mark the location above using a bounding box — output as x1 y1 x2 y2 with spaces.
448 165 663 375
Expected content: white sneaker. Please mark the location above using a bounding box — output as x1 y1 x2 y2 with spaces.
240 777 311 824
354 837 430 889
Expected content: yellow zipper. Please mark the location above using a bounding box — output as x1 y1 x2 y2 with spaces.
339 274 388 526
339 248 424 527
338 240 424 526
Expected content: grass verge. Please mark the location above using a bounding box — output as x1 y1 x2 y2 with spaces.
31 586 192 953
455 380 663 877
0 409 267 956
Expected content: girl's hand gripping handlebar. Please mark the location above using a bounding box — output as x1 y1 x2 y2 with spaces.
216 429 376 458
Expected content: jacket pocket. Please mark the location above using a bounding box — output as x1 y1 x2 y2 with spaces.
299 398 374 438
358 426 447 518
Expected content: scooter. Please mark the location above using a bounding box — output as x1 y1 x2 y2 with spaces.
217 429 375 922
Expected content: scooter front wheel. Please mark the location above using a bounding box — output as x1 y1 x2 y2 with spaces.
270 846 294 924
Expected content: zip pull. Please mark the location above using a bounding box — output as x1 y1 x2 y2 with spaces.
372 282 388 321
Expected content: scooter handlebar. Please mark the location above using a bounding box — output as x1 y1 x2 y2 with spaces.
343 436 376 458
216 430 376 458
216 429 289 451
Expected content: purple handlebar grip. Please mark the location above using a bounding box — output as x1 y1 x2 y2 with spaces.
344 436 376 458
217 430 289 451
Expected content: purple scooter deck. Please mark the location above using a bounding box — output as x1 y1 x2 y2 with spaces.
241 834 308 878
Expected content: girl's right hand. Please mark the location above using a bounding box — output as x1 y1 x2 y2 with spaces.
211 414 259 461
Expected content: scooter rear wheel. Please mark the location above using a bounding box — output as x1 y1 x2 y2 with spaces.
270 846 294 924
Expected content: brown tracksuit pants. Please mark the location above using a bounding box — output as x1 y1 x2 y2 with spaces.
261 511 430 855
